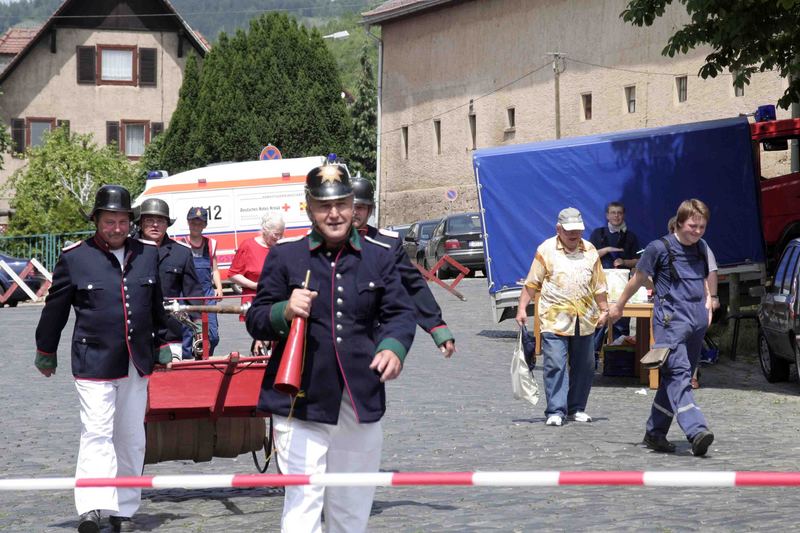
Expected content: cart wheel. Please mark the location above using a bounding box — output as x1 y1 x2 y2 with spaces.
252 415 275 473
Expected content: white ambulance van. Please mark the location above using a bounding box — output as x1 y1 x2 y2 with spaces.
134 156 325 278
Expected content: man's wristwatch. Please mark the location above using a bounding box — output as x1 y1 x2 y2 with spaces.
710 295 719 300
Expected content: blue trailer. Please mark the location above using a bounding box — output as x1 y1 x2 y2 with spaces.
473 117 766 322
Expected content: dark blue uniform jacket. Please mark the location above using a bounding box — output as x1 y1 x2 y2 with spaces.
156 236 200 343
246 227 416 424
366 225 454 347
35 236 169 379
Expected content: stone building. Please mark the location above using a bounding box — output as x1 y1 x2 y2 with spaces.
363 0 790 226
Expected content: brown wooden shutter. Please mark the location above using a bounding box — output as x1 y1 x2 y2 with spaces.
57 119 70 136
139 48 157 86
151 122 164 138
10 119 24 153
106 121 119 148
76 46 95 84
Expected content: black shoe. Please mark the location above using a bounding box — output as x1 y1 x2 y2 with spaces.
110 516 134 532
77 510 101 533
643 432 676 453
691 430 714 457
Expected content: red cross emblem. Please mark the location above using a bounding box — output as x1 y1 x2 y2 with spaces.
282 203 291 212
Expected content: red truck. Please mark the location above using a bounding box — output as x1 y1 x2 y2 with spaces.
752 117 800 268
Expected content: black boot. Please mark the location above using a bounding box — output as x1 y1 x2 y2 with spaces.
691 430 714 457
643 432 676 453
77 510 101 533
110 515 134 532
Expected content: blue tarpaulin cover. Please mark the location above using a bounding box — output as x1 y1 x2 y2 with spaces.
473 117 765 294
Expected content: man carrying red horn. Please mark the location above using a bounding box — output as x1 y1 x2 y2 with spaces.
246 161 417 533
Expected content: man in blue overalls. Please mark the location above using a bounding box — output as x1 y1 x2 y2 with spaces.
180 207 223 358
609 199 715 456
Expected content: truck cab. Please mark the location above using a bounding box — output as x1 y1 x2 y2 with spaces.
753 118 800 269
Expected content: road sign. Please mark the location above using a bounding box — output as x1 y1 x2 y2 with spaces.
259 145 282 160
445 189 458 202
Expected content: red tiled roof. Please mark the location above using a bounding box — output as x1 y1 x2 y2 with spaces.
0 27 41 55
362 0 457 24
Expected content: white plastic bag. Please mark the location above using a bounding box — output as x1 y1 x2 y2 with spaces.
511 330 539 406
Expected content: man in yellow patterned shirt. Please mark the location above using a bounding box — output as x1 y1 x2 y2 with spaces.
516 208 609 427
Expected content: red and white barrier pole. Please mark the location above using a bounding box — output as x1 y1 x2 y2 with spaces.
4 471 800 491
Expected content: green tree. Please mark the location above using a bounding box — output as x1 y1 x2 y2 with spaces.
4 128 142 234
622 0 800 108
150 52 203 173
157 12 351 169
348 46 377 178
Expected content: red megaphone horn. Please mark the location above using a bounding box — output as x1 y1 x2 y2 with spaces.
274 271 311 395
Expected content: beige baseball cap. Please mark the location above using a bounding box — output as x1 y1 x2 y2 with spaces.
557 207 585 231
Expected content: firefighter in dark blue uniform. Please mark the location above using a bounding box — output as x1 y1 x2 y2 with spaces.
246 163 416 533
609 199 715 457
136 197 200 360
34 185 169 533
351 177 456 357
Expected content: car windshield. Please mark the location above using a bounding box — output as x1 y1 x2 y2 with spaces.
448 214 482 234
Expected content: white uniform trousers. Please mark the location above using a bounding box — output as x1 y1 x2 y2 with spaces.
273 393 383 533
74 359 149 517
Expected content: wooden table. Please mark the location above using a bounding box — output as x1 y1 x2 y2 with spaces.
533 300 658 389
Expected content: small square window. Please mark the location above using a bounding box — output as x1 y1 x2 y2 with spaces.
97 45 137 86
581 93 592 121
506 107 515 129
125 123 145 156
121 121 149 158
733 71 745 97
676 76 688 103
102 49 133 81
469 113 476 150
625 86 636 114
29 120 52 147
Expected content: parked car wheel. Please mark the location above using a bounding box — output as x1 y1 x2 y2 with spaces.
759 329 790 382
794 342 800 383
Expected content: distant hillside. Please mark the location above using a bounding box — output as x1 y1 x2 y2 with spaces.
0 0 380 40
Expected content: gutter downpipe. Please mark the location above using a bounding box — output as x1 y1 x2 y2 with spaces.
366 26 383 225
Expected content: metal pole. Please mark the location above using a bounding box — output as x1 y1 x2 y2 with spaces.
366 27 383 225
547 53 564 140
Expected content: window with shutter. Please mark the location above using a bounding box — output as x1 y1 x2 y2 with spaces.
106 121 119 148
139 48 157 86
27 117 56 148
151 122 164 138
121 120 150 158
97 45 137 86
76 46 95 84
10 119 24 153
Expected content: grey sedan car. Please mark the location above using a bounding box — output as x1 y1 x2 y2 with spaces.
753 237 800 383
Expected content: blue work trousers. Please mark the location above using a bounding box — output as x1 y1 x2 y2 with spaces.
541 327 595 418
645 331 708 440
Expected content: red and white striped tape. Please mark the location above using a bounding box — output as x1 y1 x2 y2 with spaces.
3 471 800 491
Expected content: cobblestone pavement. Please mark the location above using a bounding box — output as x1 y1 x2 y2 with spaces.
2 278 800 532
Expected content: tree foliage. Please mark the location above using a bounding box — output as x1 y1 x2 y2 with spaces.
348 46 377 179
622 0 800 108
3 128 142 234
148 12 352 173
